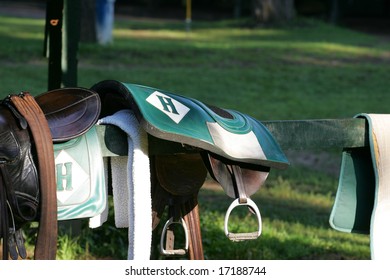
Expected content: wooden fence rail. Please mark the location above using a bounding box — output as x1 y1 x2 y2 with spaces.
96 118 369 157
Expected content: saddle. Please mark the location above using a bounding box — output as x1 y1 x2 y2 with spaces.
91 80 289 258
0 87 100 260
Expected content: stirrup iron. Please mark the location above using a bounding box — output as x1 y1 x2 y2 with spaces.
224 197 262 242
160 217 189 256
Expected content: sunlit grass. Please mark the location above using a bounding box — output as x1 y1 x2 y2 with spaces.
0 16 44 26
0 17 44 39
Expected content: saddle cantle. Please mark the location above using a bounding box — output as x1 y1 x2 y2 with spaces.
92 79 289 248
0 88 101 260
35 87 101 142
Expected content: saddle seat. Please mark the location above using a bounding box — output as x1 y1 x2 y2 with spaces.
35 87 101 142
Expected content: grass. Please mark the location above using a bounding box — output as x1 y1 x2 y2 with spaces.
1 12 388 259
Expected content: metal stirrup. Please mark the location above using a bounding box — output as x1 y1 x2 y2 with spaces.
223 165 262 241
224 197 262 242
160 217 189 256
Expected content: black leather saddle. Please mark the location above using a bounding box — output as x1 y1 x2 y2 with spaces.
0 87 100 259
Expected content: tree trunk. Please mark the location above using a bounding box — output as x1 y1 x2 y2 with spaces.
253 0 295 23
330 0 340 24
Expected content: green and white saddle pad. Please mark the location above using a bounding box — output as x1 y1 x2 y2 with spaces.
54 126 106 221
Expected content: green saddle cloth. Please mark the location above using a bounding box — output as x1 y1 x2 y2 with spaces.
92 80 289 170
329 145 375 234
330 114 375 234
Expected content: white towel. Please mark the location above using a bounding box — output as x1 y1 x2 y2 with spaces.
367 114 390 260
88 157 109 228
97 109 152 260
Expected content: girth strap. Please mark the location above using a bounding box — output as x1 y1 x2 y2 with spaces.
10 93 57 260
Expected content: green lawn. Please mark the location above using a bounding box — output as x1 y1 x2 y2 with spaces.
1 13 388 259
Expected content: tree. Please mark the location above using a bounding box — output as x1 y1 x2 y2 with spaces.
80 0 97 43
252 0 295 23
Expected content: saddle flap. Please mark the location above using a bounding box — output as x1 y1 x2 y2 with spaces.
0 105 39 225
35 87 101 142
0 122 19 162
205 153 269 199
155 153 207 196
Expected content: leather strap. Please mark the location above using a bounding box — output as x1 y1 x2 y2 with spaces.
10 93 57 260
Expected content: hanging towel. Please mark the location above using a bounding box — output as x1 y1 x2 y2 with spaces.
330 113 390 260
97 109 152 260
88 157 110 228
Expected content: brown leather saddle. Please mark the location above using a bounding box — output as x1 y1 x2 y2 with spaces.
0 88 100 260
91 80 289 259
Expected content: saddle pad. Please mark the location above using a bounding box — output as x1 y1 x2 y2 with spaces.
91 80 289 170
329 146 375 234
330 114 390 259
53 126 106 221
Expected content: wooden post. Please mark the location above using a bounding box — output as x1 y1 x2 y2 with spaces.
62 0 80 87
45 0 80 90
97 118 369 157
186 0 191 32
45 0 63 90
45 0 81 235
182 196 204 260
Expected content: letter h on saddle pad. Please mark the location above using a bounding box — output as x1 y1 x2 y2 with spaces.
92 80 289 258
